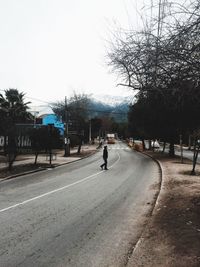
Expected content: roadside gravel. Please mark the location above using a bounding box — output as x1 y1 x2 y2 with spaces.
128 151 200 267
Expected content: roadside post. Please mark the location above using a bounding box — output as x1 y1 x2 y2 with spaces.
64 136 70 156
64 96 70 157
180 134 183 163
48 123 54 166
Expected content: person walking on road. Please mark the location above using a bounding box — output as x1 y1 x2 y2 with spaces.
100 145 108 170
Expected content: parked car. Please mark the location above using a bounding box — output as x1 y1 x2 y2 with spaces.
151 140 160 149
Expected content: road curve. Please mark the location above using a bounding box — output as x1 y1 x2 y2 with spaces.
0 141 160 267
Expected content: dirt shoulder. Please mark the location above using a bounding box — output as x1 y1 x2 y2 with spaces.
128 151 200 267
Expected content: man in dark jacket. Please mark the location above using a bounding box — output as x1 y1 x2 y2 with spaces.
100 145 108 170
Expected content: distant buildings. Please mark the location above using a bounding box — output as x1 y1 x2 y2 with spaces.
0 114 65 152
39 114 65 135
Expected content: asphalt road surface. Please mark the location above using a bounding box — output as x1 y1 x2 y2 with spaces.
163 145 198 163
175 147 197 162
0 141 159 267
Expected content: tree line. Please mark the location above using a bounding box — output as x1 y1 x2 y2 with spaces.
108 0 200 160
0 89 128 170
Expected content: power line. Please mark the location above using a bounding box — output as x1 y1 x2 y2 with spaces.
25 96 51 105
0 89 129 116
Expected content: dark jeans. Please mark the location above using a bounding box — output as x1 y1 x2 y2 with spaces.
100 158 108 169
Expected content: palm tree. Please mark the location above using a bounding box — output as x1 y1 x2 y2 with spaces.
0 89 32 124
0 89 32 169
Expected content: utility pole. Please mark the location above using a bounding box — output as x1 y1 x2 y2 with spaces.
64 96 70 156
33 111 39 128
89 118 92 144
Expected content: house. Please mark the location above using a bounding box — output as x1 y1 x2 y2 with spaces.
40 114 65 135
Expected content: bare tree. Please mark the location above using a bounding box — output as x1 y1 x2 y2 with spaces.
51 92 92 154
107 0 200 157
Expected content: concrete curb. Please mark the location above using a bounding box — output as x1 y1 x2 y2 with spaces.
0 167 47 181
139 150 164 212
0 149 98 183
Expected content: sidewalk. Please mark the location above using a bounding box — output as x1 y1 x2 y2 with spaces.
128 151 200 267
0 144 98 180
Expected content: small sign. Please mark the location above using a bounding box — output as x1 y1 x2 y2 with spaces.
64 137 70 144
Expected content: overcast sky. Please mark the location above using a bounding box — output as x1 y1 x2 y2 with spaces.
0 0 147 110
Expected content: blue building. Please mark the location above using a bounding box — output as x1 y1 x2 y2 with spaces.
41 114 65 135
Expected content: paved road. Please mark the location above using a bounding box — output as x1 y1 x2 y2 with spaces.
0 141 159 267
175 147 197 162
163 145 197 162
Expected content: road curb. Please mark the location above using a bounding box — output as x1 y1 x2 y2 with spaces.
0 149 98 183
139 150 164 212
0 167 47 182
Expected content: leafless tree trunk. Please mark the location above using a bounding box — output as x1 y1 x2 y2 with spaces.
191 139 199 175
162 141 166 153
34 151 39 165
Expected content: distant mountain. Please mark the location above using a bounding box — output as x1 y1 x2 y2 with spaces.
93 94 133 106
90 95 131 122
35 94 131 123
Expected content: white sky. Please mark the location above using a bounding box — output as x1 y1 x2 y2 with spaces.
0 0 146 109
0 0 189 111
